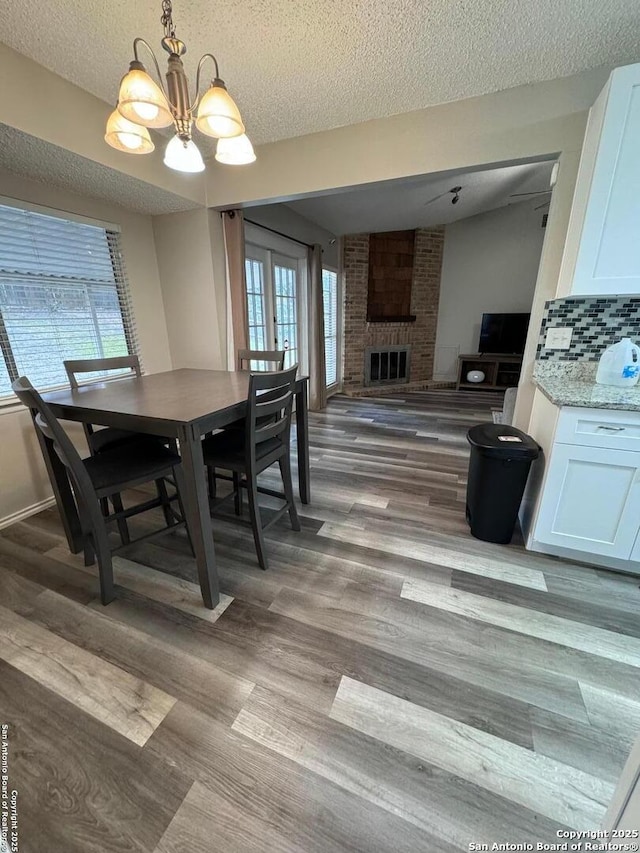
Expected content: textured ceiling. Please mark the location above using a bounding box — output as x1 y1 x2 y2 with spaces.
0 0 639 146
0 124 199 215
286 161 556 234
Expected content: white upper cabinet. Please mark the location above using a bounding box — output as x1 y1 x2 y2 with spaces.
564 64 640 296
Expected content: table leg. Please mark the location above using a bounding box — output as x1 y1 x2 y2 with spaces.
33 415 83 554
177 423 220 609
295 382 311 504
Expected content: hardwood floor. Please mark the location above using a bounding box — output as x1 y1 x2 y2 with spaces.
1 389 639 851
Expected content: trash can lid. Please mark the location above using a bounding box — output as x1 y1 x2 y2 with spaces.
467 423 540 460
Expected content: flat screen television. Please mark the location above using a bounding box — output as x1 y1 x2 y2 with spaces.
479 312 530 354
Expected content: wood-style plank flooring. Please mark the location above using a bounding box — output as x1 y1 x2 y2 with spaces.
1 389 639 852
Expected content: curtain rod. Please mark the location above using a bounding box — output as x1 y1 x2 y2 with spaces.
221 210 331 251
242 217 315 250
220 210 324 252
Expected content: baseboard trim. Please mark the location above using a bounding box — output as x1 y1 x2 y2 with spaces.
343 380 456 397
529 537 640 577
0 496 56 531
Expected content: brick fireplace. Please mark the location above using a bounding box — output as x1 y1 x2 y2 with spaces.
342 228 445 395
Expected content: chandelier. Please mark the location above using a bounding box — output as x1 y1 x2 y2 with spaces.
105 0 255 173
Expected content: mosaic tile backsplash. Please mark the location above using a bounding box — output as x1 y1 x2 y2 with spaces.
536 296 640 361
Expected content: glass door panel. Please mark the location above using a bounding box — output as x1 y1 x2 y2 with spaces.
244 252 268 353
273 257 298 368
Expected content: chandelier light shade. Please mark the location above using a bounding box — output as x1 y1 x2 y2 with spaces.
105 0 255 173
117 64 173 128
215 134 256 165
105 109 155 153
164 135 205 172
195 81 245 138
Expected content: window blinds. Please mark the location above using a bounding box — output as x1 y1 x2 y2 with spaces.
0 203 138 398
322 269 338 387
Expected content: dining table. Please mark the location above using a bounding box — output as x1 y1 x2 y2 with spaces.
39 368 310 609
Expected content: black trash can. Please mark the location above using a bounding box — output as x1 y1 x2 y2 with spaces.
466 423 540 544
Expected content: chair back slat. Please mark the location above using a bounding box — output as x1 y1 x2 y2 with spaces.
246 365 297 456
64 355 141 389
34 412 55 442
64 356 141 443
12 376 98 509
254 417 290 444
254 388 294 421
237 349 285 372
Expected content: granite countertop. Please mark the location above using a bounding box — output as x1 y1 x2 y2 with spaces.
533 361 640 411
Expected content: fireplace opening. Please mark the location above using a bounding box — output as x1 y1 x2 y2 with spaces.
365 345 411 386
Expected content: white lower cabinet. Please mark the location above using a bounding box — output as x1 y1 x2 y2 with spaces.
534 443 640 560
630 526 640 563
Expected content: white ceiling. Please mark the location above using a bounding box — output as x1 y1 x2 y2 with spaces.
0 124 199 215
286 160 555 235
1 0 639 146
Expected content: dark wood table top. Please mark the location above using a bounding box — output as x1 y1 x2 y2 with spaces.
42 368 309 435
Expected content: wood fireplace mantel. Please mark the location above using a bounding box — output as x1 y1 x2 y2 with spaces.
367 314 417 323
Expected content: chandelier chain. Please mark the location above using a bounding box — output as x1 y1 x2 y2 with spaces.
161 0 175 38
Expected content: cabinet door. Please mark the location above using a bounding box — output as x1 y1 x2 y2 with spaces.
572 64 640 296
534 443 640 558
630 527 640 563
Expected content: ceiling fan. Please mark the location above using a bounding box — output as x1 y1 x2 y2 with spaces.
508 189 552 200
507 188 552 211
424 186 462 206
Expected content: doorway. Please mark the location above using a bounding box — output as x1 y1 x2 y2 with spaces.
244 224 308 371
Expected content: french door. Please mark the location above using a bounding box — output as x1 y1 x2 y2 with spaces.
245 243 305 370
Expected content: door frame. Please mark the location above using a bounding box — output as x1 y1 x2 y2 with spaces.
245 223 308 373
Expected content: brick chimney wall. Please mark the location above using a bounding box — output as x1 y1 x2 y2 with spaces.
342 228 445 393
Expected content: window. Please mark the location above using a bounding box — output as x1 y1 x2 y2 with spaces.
322 268 339 387
0 203 137 399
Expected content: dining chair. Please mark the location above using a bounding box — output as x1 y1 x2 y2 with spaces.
13 376 193 606
64 355 176 542
209 348 287 499
202 365 300 570
237 349 286 372
64 356 149 454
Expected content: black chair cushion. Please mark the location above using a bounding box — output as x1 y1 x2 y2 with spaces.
83 443 180 493
202 429 283 471
89 427 162 454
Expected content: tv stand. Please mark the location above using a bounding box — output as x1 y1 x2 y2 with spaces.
456 353 522 391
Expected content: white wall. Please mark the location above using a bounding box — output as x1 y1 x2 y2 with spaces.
153 208 226 370
0 170 172 526
434 200 546 380
245 203 339 267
